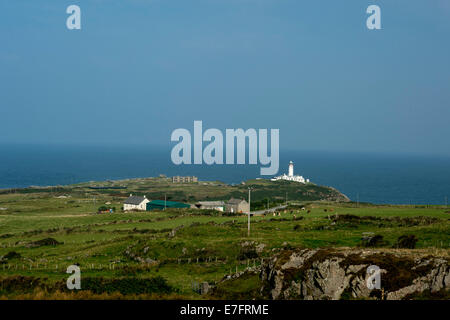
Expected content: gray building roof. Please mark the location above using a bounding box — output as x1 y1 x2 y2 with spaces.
124 195 146 205
196 201 225 206
227 198 247 205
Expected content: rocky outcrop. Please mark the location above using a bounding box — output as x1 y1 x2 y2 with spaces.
123 244 159 265
260 248 449 300
168 225 184 238
214 248 449 300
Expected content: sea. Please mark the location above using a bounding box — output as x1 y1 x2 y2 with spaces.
0 144 449 205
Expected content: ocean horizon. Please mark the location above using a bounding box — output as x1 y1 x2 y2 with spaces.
0 144 449 206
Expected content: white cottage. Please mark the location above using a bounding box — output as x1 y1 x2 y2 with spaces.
123 194 150 211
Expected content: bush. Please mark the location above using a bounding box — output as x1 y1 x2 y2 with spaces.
394 235 418 249
360 235 388 247
0 251 22 264
0 276 176 296
26 237 61 248
0 276 48 294
80 276 175 295
237 247 258 260
3 251 21 260
98 206 115 213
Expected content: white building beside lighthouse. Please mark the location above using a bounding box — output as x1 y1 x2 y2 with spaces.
271 161 310 184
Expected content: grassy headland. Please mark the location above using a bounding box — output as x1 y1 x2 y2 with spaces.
0 177 448 299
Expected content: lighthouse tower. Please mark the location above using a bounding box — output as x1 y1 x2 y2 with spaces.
288 161 294 177
270 161 308 183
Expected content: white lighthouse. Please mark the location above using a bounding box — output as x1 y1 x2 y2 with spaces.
271 161 310 184
288 161 294 177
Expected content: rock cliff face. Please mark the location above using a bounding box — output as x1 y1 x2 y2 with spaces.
259 248 449 300
213 248 449 300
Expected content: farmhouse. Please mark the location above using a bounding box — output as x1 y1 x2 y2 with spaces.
226 198 250 214
195 201 225 211
123 194 150 211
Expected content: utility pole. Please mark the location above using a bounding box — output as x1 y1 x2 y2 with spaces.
248 188 252 237
164 194 167 210
356 193 359 208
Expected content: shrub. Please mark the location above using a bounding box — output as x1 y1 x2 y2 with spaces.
0 276 176 296
26 238 61 248
80 276 175 295
0 276 49 294
0 251 22 264
238 247 258 260
2 251 21 260
394 235 418 249
359 235 388 247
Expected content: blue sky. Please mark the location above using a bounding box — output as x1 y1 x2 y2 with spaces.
1 0 449 155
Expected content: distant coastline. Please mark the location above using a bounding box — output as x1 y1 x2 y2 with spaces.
0 144 449 205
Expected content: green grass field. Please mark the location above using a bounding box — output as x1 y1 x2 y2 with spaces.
0 179 449 299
